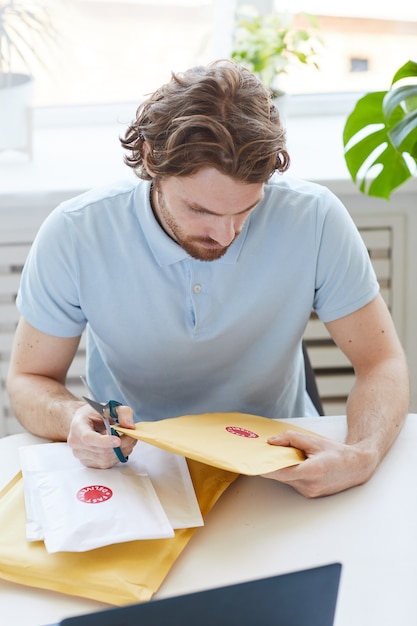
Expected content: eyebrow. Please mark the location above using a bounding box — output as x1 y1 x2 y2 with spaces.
185 194 264 217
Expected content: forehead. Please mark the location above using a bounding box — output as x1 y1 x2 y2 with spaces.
169 168 264 216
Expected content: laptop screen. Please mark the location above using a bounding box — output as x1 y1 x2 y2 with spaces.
58 563 342 626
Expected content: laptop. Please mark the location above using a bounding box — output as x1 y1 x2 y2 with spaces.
57 562 342 626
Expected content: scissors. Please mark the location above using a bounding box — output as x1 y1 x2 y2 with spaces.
82 393 129 464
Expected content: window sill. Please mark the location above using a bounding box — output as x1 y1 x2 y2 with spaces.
3 92 416 200
0 104 356 198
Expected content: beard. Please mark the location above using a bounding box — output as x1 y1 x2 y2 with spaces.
154 183 238 262
180 239 229 261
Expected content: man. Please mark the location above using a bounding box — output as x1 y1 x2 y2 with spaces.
7 60 409 498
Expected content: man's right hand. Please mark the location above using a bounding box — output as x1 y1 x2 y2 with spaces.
67 403 137 469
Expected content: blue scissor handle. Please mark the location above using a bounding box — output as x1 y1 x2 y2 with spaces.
107 400 129 463
82 395 129 464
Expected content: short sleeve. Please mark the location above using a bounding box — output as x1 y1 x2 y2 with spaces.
313 192 379 323
16 206 86 337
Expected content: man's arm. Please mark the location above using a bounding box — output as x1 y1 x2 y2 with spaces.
264 294 409 497
7 317 83 439
327 293 409 462
6 317 136 467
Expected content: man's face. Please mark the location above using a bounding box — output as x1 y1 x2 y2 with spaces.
151 168 264 261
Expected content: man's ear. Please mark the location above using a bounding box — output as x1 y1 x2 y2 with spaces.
142 141 156 177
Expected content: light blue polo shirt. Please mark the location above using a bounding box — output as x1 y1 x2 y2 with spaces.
17 175 379 421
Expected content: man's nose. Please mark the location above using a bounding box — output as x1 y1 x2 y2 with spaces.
209 217 237 246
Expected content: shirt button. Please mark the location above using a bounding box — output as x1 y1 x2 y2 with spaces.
193 284 202 294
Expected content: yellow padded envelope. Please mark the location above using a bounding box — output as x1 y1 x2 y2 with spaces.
116 412 317 475
0 460 237 605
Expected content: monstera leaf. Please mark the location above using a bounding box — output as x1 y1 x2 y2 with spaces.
343 60 417 199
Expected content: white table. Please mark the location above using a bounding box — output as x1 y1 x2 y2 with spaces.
0 414 416 626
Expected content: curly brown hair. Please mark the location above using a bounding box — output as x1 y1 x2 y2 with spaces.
120 60 290 183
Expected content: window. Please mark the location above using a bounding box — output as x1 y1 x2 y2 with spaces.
33 0 221 106
350 58 369 73
22 1 417 108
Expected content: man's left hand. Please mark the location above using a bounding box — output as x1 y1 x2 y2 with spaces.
262 430 376 498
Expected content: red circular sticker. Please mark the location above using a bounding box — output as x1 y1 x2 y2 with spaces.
225 426 259 439
76 485 113 504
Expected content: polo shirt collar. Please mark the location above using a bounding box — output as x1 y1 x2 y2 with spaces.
135 180 249 266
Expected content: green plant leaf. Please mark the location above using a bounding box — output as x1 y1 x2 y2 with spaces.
389 110 417 155
343 92 413 198
230 9 321 91
345 130 411 199
365 149 412 198
391 60 417 86
343 69 417 198
383 85 417 119
343 92 386 144
344 126 385 180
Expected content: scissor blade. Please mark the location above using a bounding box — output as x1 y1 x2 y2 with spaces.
82 396 112 435
82 396 105 415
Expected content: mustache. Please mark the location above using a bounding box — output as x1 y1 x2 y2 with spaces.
191 233 240 246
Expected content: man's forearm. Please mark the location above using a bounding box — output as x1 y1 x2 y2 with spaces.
345 355 409 475
7 373 84 440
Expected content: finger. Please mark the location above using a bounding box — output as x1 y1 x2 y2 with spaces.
267 430 323 454
83 412 108 434
262 463 304 482
118 434 137 456
83 427 123 448
260 460 328 499
71 434 136 467
114 405 135 429
72 446 121 469
68 406 133 468
68 419 123 450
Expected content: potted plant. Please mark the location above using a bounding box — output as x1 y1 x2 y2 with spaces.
343 60 417 199
0 0 55 155
230 7 322 99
